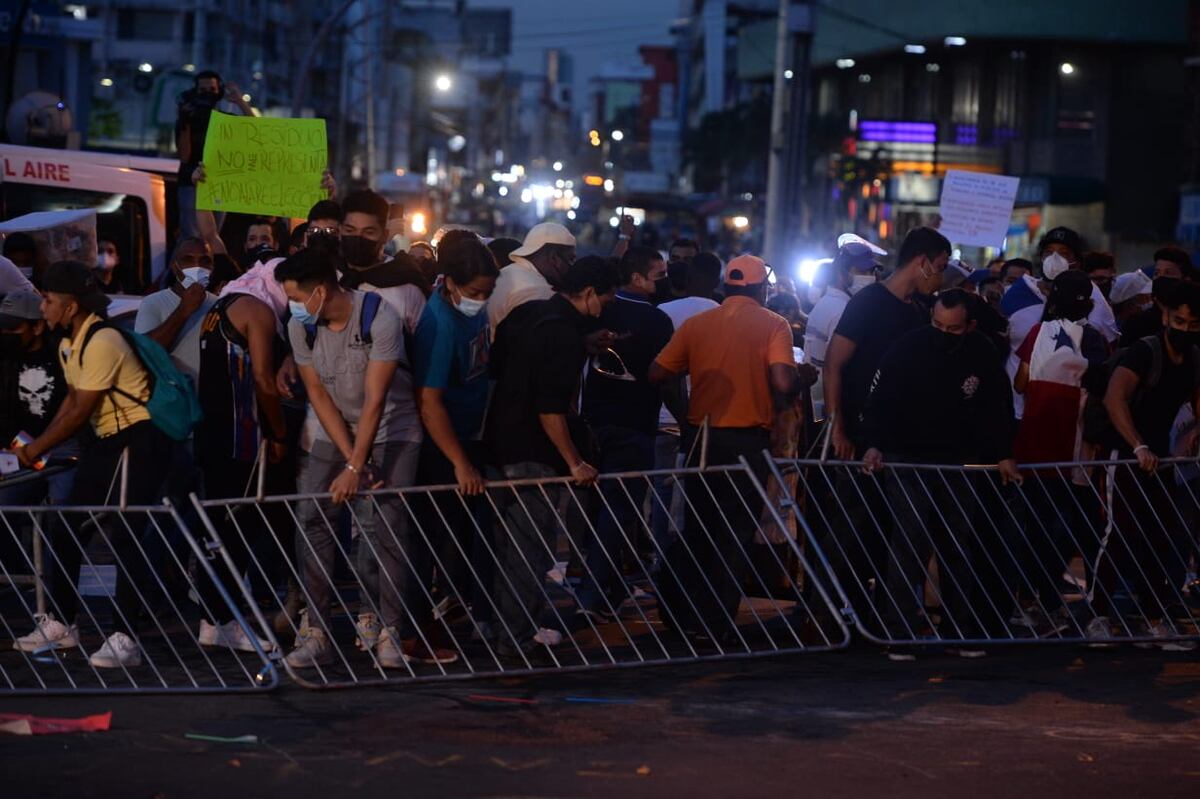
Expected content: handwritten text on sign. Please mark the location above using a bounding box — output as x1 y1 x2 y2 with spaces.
196 112 328 219
937 169 1020 249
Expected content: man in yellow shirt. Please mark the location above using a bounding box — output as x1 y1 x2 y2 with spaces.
13 261 172 669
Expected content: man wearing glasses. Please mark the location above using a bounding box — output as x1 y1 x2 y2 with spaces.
134 237 217 385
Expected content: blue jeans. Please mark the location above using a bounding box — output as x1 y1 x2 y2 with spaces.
577 426 655 613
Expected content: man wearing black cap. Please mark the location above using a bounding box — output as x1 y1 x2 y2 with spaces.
11 261 172 668
0 289 76 505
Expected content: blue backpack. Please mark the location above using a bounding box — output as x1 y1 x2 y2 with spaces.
81 322 204 441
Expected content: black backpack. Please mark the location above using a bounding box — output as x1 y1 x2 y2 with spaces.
1082 335 1200 450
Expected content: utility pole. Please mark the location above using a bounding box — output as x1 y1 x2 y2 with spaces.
292 0 358 117
763 0 814 268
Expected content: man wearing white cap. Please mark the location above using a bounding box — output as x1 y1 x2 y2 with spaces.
804 234 884 369
487 222 576 335
1110 270 1154 332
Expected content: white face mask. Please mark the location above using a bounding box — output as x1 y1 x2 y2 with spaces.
96 253 117 271
1042 252 1070 281
455 295 486 317
180 266 211 290
848 273 875 295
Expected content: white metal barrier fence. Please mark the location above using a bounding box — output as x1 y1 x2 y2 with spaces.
7 453 1196 693
189 462 851 688
768 456 1200 652
0 499 278 694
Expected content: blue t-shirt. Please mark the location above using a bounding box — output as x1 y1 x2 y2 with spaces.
413 290 491 440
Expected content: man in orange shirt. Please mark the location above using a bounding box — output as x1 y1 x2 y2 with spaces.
649 255 804 640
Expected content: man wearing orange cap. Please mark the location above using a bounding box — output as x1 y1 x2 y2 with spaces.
648 254 802 639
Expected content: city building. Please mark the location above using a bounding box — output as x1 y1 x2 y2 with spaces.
2 4 102 149
806 0 1195 265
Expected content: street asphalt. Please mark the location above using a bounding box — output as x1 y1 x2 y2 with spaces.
3 641 1199 797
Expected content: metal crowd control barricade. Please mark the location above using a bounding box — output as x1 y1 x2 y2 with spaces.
768 455 1200 651
0 498 279 694
190 462 850 689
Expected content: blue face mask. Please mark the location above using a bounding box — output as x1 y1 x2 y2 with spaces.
289 287 323 325
455 295 486 317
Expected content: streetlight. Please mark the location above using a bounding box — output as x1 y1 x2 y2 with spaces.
1059 62 1076 76
610 130 624 142
434 74 452 92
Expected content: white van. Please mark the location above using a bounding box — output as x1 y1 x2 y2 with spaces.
0 144 179 291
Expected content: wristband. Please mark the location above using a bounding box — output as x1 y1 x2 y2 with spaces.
1133 445 1150 455
344 462 359 474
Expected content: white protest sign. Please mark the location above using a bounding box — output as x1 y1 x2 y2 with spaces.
937 169 1020 248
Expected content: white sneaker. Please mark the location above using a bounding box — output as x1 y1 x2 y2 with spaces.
947 647 987 659
1008 607 1037 629
355 611 381 652
89 632 142 669
1137 621 1199 652
292 607 312 647
533 627 563 647
547 561 569 586
285 627 333 669
14 613 79 652
375 627 406 669
198 619 274 653
1085 616 1115 648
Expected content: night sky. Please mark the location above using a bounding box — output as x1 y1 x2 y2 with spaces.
472 0 680 107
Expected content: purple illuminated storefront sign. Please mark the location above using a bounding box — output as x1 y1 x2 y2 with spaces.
858 120 937 144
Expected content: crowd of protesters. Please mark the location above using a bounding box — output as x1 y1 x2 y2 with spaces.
1 69 1199 668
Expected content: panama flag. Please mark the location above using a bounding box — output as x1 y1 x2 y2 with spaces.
1013 319 1090 464
1000 275 1048 419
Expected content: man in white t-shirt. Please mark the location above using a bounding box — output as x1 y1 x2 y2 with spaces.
649 250 723 550
804 235 885 420
134 237 217 385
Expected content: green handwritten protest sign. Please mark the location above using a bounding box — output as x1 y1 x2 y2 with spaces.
196 112 328 219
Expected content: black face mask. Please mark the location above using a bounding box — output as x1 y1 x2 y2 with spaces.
190 89 221 110
652 276 672 303
306 231 340 255
341 235 382 267
1167 327 1200 353
239 244 277 272
937 328 965 352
